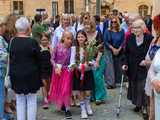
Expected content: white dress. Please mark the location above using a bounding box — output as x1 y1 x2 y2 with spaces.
149 49 160 120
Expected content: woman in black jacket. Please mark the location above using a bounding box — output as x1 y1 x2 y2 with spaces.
10 17 41 120
122 19 153 119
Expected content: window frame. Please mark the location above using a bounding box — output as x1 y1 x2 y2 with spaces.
13 1 24 15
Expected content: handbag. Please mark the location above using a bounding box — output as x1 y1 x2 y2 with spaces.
4 39 13 88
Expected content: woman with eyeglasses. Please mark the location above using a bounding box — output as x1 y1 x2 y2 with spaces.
104 17 125 88
122 19 153 119
73 12 91 33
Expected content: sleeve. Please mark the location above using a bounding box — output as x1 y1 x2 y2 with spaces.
69 46 76 66
50 45 57 67
150 50 160 82
145 45 151 61
96 31 104 53
120 29 125 47
0 38 8 63
121 36 130 66
51 29 59 49
103 29 110 49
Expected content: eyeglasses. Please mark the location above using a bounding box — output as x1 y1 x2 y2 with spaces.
132 26 141 29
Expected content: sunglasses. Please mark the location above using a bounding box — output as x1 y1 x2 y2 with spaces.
111 21 117 23
84 17 89 20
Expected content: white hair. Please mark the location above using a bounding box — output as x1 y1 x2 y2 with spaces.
132 19 146 30
15 17 30 33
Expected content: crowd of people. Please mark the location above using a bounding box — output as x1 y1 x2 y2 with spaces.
0 9 160 120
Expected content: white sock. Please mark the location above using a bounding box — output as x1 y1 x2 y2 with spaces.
65 106 70 112
80 101 86 112
44 97 48 103
85 96 90 106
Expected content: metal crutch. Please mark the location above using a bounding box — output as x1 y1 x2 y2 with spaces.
116 72 125 117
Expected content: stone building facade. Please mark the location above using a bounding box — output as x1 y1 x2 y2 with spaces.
0 0 158 18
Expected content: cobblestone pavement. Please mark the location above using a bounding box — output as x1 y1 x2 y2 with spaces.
37 87 144 120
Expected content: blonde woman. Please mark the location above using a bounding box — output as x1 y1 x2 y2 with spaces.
83 20 107 105
51 14 75 48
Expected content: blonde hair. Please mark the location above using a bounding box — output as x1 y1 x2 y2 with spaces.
61 14 72 25
84 20 96 33
5 14 17 39
61 31 73 43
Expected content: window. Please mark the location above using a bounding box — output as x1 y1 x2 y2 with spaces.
64 0 74 14
52 1 58 16
13 1 23 15
139 5 149 18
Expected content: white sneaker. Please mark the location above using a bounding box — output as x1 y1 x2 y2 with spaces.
81 110 88 119
86 104 93 116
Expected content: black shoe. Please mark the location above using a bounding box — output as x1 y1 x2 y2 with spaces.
143 113 148 120
65 110 72 119
107 86 116 89
133 106 141 112
142 107 148 120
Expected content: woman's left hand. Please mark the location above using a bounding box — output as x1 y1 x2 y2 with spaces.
139 60 146 66
152 80 160 93
95 62 99 68
113 48 119 56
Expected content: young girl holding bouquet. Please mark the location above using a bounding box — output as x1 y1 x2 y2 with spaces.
48 31 73 119
73 30 94 119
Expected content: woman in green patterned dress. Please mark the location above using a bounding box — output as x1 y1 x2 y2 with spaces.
84 20 107 105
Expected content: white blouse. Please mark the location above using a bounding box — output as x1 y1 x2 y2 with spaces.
149 49 160 95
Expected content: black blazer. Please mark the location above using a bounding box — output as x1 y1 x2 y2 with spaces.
123 33 153 81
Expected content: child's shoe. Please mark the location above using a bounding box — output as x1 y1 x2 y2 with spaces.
65 110 72 119
86 103 93 116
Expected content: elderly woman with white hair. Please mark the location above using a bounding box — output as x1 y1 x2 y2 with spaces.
122 19 153 119
9 17 41 120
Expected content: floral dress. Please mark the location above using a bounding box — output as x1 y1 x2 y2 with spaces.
0 36 8 119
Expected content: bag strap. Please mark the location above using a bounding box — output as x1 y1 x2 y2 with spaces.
6 38 14 76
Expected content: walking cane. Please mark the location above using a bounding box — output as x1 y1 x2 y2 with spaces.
116 71 125 117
